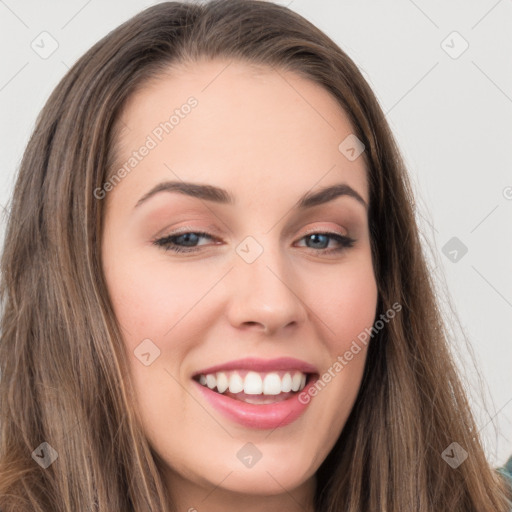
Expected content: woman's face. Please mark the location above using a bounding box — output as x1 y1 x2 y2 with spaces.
102 59 378 507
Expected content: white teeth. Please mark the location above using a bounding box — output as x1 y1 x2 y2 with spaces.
196 370 308 395
244 371 263 394
262 373 282 395
206 374 216 389
281 373 292 392
216 372 229 393
228 372 244 393
291 372 302 392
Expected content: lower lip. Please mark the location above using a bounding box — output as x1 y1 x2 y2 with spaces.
192 376 317 430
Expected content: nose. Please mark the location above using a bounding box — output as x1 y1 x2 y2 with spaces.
225 245 308 336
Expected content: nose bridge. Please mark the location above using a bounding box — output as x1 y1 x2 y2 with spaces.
226 234 307 333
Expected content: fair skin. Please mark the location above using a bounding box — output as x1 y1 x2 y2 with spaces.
102 59 378 512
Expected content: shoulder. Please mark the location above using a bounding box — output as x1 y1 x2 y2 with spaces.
496 455 512 504
497 455 512 483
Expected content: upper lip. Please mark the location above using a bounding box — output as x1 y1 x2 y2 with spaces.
192 357 319 377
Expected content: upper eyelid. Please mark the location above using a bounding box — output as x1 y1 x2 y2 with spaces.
162 220 349 237
299 226 348 237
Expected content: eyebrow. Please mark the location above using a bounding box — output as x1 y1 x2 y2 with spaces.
134 180 368 210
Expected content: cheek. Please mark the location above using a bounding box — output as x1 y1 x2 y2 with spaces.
106 258 197 447
308 258 378 350
295 268 376 463
104 249 208 343
103 251 214 408
300 256 377 418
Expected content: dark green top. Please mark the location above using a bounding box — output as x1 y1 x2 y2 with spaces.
498 455 512 487
497 455 512 511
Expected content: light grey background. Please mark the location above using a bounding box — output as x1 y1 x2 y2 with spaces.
0 0 510 466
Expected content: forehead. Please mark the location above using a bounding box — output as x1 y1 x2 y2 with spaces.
111 58 369 209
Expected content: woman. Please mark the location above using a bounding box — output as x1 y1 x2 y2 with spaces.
0 1 510 510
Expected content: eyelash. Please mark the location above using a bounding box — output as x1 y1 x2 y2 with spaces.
153 230 356 255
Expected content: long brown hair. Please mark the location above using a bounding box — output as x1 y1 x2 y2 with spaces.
0 1 510 510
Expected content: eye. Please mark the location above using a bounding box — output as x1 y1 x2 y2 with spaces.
295 232 355 254
152 230 356 255
153 231 215 253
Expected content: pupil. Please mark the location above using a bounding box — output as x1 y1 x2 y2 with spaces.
177 233 198 246
308 234 328 249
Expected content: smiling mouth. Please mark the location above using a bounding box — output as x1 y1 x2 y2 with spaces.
193 370 315 404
